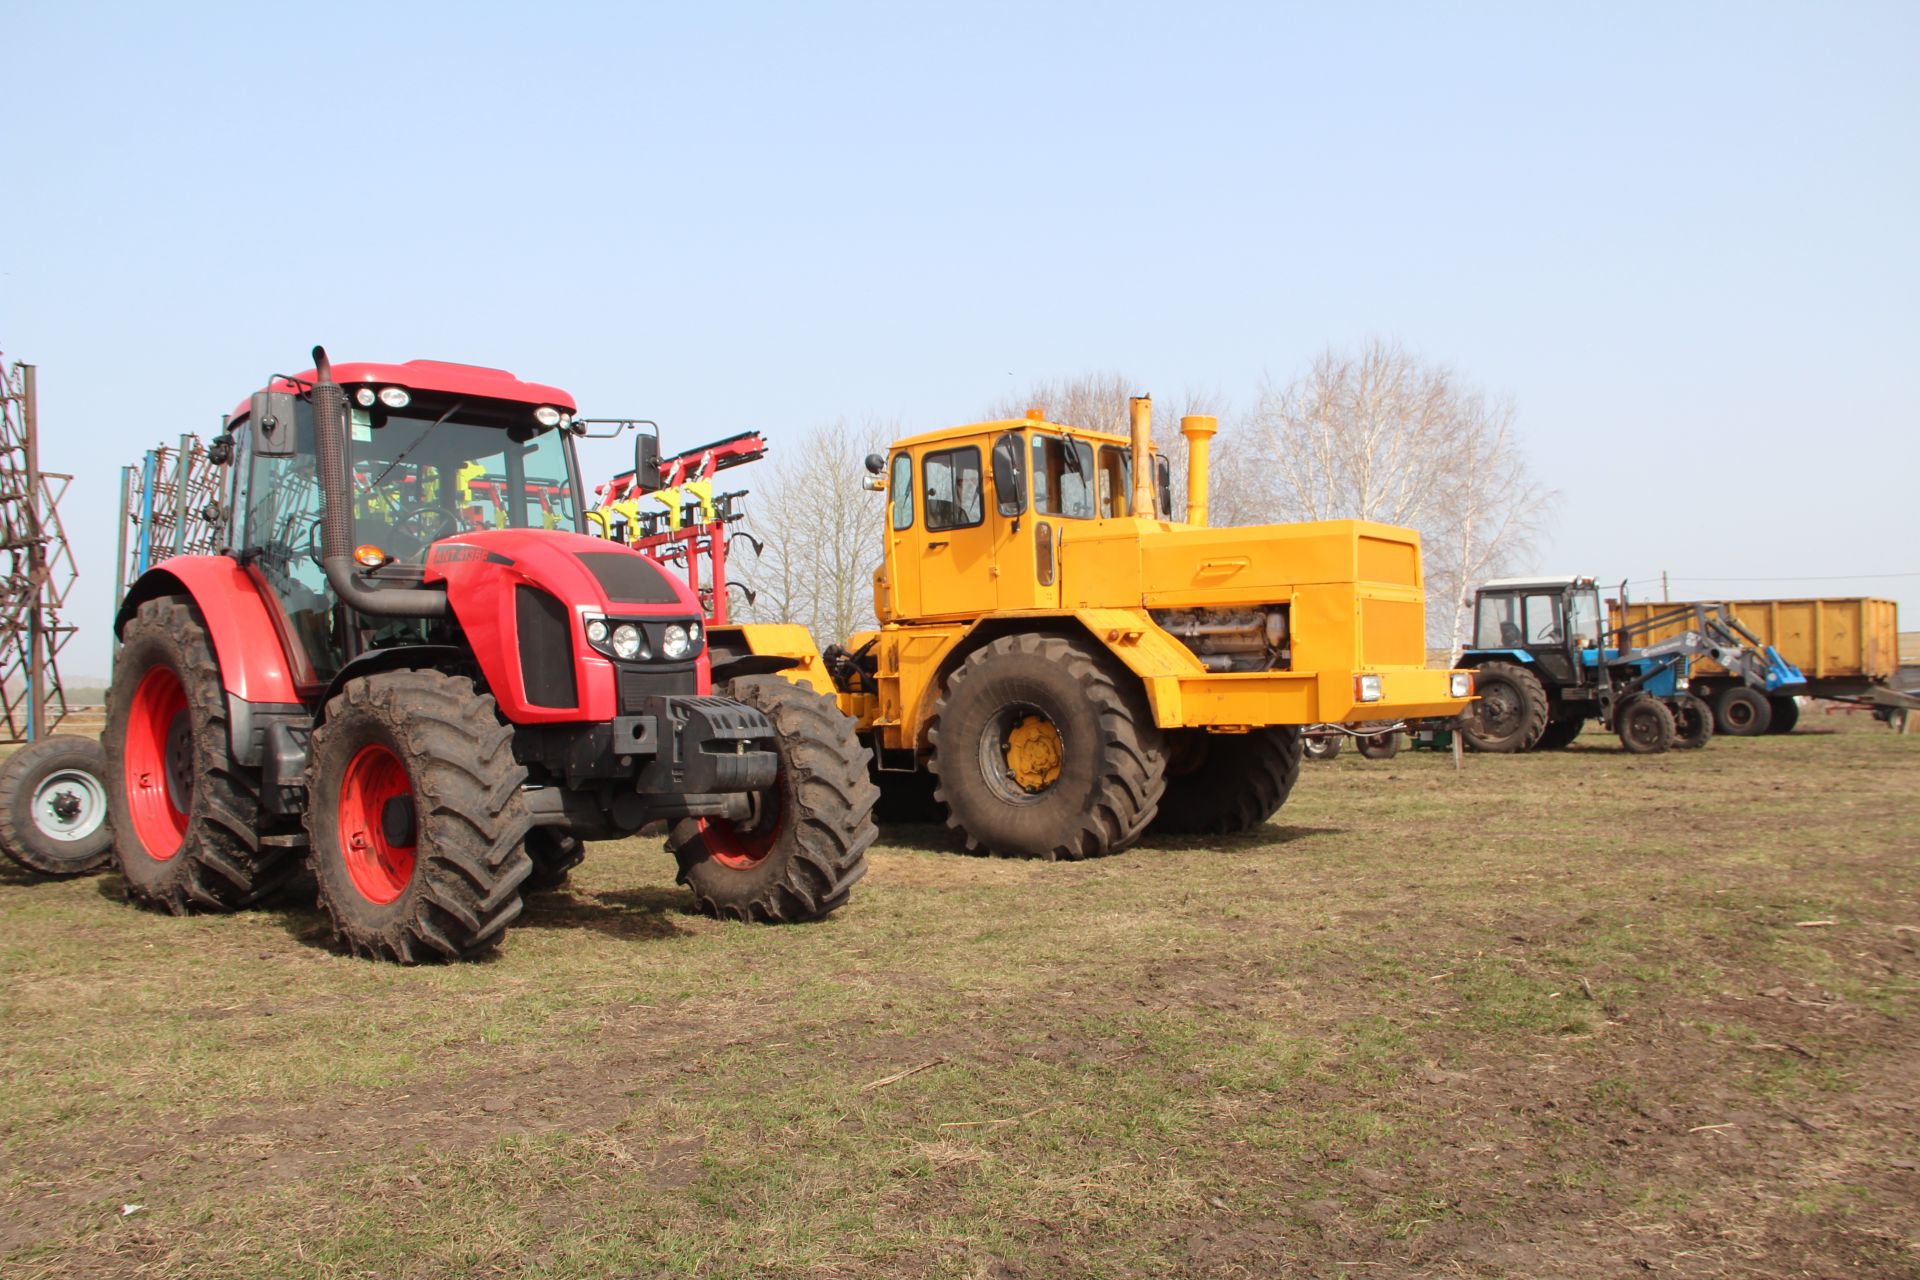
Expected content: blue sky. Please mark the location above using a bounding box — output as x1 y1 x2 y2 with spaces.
3 1 1915 676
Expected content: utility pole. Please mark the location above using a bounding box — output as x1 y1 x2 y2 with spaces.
1662 570 1670 603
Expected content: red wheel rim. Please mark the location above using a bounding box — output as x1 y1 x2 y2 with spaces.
124 665 190 860
700 792 785 871
337 744 417 904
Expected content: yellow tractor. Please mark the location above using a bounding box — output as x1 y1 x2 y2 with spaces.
590 398 1472 860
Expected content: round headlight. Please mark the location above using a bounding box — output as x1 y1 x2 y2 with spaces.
379 386 412 409
534 406 562 427
585 618 608 645
688 622 701 644
661 624 691 660
354 387 377 407
611 623 642 660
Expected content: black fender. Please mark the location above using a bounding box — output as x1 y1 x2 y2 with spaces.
318 645 471 715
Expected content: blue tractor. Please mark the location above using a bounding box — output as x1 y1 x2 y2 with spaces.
1456 576 1804 754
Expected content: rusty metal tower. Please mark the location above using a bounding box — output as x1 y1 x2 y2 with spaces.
0 355 79 742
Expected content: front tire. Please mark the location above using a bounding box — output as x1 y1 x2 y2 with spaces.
1766 696 1801 734
930 634 1166 859
105 597 296 913
1302 733 1343 761
0 736 113 876
1670 694 1714 749
1616 696 1676 754
1535 718 1586 750
304 670 533 963
670 676 877 922
1150 728 1302 835
1460 661 1550 753
1714 686 1772 737
1355 731 1401 761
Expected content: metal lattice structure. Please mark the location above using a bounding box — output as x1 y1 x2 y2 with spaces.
0 356 79 742
116 434 227 601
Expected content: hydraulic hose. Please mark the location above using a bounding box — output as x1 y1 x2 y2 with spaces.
309 346 450 619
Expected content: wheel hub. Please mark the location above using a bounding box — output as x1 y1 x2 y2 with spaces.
1004 714 1063 793
338 744 418 905
32 769 107 843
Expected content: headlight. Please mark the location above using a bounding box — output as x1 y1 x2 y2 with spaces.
1450 673 1473 698
661 624 692 660
1355 674 1383 703
611 623 642 660
585 618 608 645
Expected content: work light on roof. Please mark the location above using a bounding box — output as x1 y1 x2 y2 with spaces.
378 386 411 409
534 406 562 427
354 387 378 408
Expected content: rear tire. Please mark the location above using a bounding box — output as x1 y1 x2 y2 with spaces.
1766 696 1801 734
305 670 533 963
0 736 113 876
524 828 584 892
1714 686 1772 737
930 634 1166 860
670 676 877 922
105 597 297 913
1534 718 1586 750
1150 728 1302 835
1460 661 1550 753
1670 694 1714 750
1302 733 1343 761
1616 696 1676 754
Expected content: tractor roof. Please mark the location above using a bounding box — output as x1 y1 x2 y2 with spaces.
231 359 576 423
1480 575 1596 592
890 417 1134 452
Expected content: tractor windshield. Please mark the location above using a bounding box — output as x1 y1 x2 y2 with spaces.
349 402 578 560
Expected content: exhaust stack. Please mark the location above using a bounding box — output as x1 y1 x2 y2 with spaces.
1128 395 1154 517
1180 414 1217 526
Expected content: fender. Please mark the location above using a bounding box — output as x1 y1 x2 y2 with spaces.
319 644 470 712
115 559 300 704
1457 648 1535 668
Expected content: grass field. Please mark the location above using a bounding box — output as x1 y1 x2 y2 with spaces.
3 720 1916 1278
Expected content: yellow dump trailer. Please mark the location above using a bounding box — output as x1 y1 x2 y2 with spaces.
1612 596 1899 732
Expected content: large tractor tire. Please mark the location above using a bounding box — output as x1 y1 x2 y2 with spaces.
105 597 299 913
1150 727 1303 836
304 670 533 963
1713 686 1772 737
1356 731 1401 761
1670 694 1714 750
1534 717 1586 750
0 735 113 876
1766 696 1801 734
1616 696 1676 755
1302 733 1343 761
1460 661 1550 753
524 828 585 893
929 634 1166 860
671 676 877 922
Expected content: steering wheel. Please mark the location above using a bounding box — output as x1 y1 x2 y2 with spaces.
394 507 460 545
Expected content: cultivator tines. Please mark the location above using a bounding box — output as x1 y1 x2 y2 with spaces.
0 356 79 743
116 433 227 595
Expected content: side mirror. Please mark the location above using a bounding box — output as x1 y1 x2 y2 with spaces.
864 452 885 475
991 434 1027 516
634 431 661 488
249 390 297 458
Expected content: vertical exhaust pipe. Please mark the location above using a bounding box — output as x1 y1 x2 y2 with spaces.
1128 395 1154 517
1180 414 1217 526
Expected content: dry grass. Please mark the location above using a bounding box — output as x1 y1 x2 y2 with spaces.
2 719 1916 1278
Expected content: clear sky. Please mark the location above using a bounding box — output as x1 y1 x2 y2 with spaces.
3 1 1915 677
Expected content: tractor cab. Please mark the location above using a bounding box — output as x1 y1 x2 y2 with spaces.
1469 576 1607 688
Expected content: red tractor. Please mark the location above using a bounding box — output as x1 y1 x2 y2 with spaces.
106 348 876 962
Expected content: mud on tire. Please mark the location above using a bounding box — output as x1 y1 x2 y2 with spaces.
670 676 877 922
304 669 532 963
929 633 1167 860
1150 727 1302 836
105 597 298 912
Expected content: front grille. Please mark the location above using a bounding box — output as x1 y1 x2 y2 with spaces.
618 664 698 714
516 586 578 709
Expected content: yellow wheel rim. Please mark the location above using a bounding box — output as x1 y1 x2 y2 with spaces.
1004 714 1063 792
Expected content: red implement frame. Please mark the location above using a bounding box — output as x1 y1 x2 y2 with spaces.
592 431 766 626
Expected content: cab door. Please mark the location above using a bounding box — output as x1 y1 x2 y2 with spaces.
913 444 998 619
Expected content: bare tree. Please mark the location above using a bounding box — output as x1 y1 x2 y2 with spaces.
1239 340 1554 654
735 418 890 648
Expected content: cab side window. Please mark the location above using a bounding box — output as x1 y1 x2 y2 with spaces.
923 447 982 531
1096 446 1130 517
1476 594 1523 648
1523 593 1562 643
890 454 914 530
1031 435 1094 519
